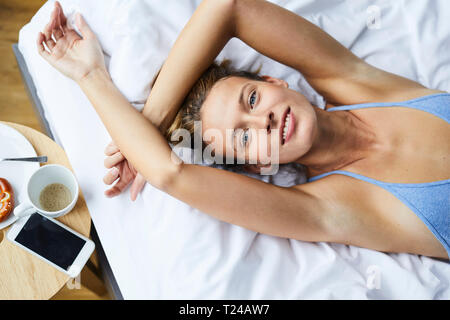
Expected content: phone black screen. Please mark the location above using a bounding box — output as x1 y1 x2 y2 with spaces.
14 213 86 271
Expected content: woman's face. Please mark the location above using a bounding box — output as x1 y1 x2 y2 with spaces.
200 76 318 165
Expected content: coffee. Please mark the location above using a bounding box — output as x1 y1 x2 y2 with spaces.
39 183 72 212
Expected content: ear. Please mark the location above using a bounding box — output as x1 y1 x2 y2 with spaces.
260 75 289 88
243 163 272 174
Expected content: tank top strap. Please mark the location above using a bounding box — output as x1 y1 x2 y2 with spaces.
326 93 450 123
308 170 382 185
308 169 450 186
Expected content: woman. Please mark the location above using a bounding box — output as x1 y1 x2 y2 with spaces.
37 0 449 260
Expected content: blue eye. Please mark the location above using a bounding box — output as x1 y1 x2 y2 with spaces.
242 129 249 146
249 91 257 109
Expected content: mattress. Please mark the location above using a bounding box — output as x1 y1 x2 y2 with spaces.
18 0 450 299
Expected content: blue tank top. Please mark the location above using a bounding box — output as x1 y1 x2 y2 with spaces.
308 93 450 259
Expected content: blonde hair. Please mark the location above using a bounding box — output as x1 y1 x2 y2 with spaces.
163 59 262 147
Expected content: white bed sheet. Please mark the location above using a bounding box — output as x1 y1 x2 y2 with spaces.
18 0 450 299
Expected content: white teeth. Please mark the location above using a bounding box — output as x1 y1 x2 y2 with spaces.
282 114 291 141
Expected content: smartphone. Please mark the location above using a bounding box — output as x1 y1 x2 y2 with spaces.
7 212 95 278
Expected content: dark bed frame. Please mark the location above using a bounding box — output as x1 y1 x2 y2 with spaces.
12 43 123 300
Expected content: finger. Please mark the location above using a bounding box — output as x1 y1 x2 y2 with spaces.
55 1 67 26
44 8 57 40
103 167 120 185
105 178 132 198
45 37 56 50
52 6 64 40
130 173 147 201
104 141 120 156
43 19 56 50
36 32 51 60
104 152 125 169
76 12 95 39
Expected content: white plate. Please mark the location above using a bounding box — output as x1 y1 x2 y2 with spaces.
0 123 40 230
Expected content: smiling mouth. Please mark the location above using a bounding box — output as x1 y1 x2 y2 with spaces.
281 107 291 145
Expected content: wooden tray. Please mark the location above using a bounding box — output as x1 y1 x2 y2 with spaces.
0 121 91 300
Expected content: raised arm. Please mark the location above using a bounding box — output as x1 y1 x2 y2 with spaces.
142 0 235 132
37 2 334 243
231 0 434 104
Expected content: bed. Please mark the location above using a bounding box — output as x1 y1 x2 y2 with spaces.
15 0 450 299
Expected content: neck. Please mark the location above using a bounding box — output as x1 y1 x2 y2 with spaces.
297 107 378 174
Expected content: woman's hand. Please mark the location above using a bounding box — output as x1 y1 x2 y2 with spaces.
36 1 106 82
103 141 147 201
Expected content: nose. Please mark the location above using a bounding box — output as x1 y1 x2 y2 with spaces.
267 112 274 133
247 111 274 132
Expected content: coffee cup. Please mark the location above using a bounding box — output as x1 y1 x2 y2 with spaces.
14 164 79 218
